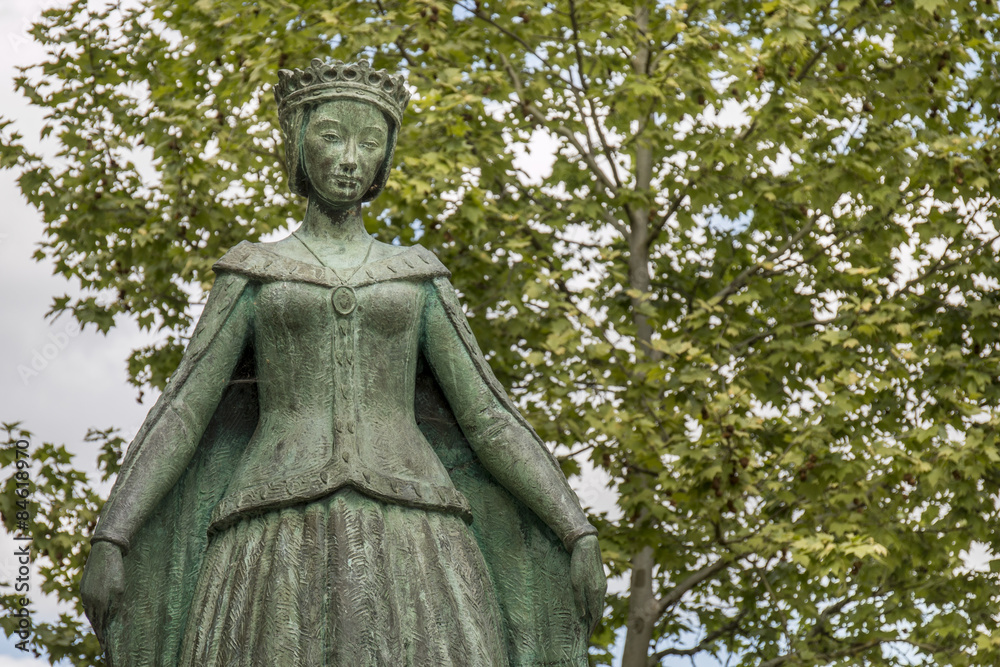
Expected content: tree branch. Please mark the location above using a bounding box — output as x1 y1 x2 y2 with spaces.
650 606 749 664
710 216 818 304
759 639 882 667
458 3 564 83
654 557 729 617
497 52 625 220
568 0 588 93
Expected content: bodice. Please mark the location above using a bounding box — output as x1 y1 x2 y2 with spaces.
207 242 470 533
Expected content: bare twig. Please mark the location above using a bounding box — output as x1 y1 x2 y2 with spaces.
710 216 818 304
649 605 749 663
654 558 729 616
759 639 882 667
497 52 625 231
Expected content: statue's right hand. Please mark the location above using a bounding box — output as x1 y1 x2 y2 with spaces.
81 540 124 645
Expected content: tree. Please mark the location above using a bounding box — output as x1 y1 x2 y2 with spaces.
3 0 1000 664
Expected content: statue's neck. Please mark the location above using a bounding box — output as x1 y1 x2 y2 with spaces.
297 198 369 247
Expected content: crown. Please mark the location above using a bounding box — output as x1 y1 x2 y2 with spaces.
275 58 410 126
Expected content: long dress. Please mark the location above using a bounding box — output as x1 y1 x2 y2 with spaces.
179 241 508 664
95 240 595 667
179 491 507 665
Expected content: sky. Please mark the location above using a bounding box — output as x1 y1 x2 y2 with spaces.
0 1 168 664
0 3 667 666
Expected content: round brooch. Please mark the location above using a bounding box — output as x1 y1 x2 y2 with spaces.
332 285 357 315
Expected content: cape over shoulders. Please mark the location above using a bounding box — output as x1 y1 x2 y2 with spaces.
99 247 593 667
212 238 450 289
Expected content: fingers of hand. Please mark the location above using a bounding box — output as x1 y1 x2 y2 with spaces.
586 584 601 620
572 574 586 612
584 560 605 626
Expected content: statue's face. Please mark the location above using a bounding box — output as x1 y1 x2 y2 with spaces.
302 99 389 208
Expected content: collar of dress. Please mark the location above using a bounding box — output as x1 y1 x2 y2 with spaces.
212 240 450 288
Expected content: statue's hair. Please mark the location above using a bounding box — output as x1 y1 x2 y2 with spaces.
275 58 410 202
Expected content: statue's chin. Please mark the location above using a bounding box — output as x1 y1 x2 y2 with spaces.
309 191 363 215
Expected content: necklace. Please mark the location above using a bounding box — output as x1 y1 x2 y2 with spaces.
292 232 375 284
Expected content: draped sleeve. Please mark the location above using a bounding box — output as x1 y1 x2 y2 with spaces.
419 276 596 551
92 270 256 553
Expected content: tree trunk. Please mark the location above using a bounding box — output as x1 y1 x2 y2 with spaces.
621 4 659 666
621 545 657 666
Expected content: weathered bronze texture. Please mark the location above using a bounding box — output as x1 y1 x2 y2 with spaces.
81 58 606 666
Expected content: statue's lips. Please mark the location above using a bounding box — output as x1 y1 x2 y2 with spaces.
332 176 361 187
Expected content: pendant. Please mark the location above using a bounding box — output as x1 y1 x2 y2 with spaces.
332 285 357 315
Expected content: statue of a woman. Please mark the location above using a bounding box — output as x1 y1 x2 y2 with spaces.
80 58 605 667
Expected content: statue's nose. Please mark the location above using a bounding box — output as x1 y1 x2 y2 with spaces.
341 140 358 172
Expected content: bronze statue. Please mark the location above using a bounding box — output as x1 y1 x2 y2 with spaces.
80 58 606 666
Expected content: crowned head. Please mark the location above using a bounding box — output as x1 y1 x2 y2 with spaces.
275 58 410 204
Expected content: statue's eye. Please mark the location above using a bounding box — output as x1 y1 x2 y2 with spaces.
322 132 342 143
361 140 381 149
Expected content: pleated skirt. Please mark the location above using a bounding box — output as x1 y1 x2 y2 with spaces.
178 488 509 666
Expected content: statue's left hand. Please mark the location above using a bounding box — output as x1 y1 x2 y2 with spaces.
570 534 606 634
81 540 124 646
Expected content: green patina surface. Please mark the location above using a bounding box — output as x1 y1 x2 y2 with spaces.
80 59 605 666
